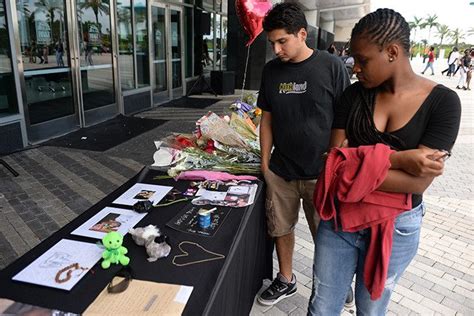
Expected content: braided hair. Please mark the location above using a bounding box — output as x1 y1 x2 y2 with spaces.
346 9 409 150
351 8 411 54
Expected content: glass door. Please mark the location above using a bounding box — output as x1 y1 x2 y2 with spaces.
152 4 167 104
16 0 78 142
151 4 183 104
74 0 118 126
15 0 119 142
170 8 182 98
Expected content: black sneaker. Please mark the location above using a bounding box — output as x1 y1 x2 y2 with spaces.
257 273 297 306
344 287 355 309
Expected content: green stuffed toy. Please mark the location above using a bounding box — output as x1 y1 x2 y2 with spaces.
101 231 130 269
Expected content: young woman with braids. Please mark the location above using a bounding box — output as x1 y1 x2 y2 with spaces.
307 9 461 315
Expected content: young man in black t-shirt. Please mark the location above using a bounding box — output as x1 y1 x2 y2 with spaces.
257 3 350 306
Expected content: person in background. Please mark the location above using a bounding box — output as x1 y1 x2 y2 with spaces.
441 47 459 77
308 8 461 315
256 2 351 307
464 49 473 90
55 39 64 67
456 49 471 90
327 43 338 55
421 46 435 75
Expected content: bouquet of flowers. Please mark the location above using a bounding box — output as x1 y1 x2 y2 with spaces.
152 111 261 177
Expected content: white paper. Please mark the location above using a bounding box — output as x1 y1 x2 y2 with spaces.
71 207 146 239
173 285 194 304
113 183 173 206
192 184 258 208
12 239 102 291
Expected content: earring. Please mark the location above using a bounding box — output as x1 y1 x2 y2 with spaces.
389 57 394 62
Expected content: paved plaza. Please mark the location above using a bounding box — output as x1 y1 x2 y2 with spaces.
0 59 472 315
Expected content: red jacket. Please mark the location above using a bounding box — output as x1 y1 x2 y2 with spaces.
314 144 412 300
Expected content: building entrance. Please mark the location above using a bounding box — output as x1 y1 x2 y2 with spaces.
151 2 184 104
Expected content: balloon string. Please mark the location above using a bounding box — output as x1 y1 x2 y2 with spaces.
240 44 251 101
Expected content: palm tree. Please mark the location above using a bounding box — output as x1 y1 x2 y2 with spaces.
408 16 424 43
34 0 63 38
449 28 465 47
436 24 450 47
78 0 110 28
422 14 439 44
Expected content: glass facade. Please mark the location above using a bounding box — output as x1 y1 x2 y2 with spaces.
202 11 214 73
117 0 134 90
1 0 228 149
184 7 193 78
170 9 181 89
0 0 18 117
135 0 149 87
17 0 75 124
77 0 115 111
152 5 166 94
221 15 227 70
118 0 149 91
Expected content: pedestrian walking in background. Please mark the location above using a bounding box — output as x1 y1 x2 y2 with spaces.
421 46 435 75
456 49 471 90
55 40 64 67
465 49 474 90
308 8 461 315
441 47 459 77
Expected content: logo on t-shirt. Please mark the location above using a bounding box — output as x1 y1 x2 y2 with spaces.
279 81 307 94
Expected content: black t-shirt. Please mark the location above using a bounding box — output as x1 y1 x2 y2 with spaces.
333 82 462 206
258 50 350 180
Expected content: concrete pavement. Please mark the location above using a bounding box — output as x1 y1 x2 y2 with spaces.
0 61 472 315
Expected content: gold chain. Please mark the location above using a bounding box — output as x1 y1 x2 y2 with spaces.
172 241 225 267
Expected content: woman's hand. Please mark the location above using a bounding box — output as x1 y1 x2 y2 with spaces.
390 148 446 177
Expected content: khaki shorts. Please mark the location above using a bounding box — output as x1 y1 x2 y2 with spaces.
264 168 320 238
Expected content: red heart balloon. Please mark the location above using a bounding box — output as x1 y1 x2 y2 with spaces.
235 0 273 46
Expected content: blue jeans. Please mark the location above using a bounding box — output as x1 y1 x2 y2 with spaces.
308 203 424 316
422 62 434 74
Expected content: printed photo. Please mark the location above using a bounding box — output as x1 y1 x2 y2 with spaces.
89 213 121 233
134 190 156 200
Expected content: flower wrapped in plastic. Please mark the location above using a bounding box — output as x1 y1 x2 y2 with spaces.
152 111 261 177
167 147 261 177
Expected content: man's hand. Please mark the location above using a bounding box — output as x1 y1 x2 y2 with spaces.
390 148 445 177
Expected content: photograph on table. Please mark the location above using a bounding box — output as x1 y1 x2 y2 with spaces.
167 205 231 237
71 207 147 239
192 183 258 208
12 239 102 291
113 183 173 206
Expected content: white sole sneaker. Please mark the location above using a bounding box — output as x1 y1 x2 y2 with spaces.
257 289 297 306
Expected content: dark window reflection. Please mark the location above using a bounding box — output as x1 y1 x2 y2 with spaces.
135 0 149 87
171 9 181 89
184 7 192 78
152 6 166 93
202 11 213 73
0 0 19 117
117 0 134 90
77 0 115 111
17 0 74 124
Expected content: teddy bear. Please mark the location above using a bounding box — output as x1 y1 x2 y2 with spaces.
101 231 130 269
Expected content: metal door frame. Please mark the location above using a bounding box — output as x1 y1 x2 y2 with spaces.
151 2 184 104
69 0 120 127
169 5 184 99
12 0 81 143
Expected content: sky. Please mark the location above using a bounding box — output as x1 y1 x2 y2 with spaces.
371 0 474 44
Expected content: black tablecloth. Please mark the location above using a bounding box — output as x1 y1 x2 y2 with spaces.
0 167 273 315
